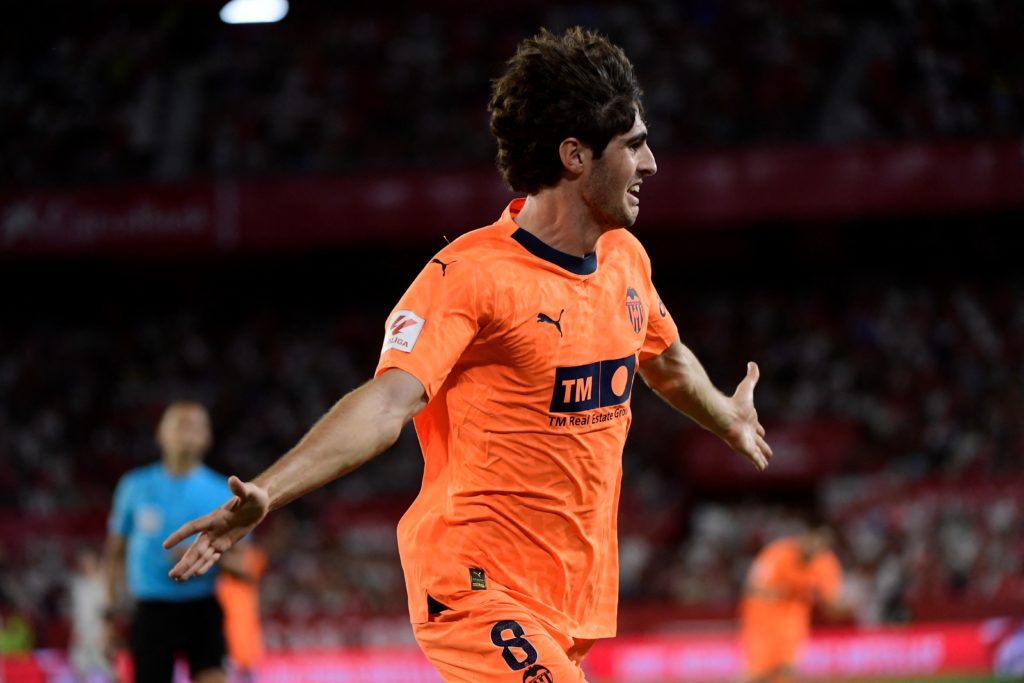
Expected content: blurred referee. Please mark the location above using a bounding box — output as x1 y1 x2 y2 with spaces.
104 402 234 683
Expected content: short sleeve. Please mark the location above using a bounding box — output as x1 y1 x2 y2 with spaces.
641 281 678 361
108 474 134 537
630 238 677 361
375 253 492 400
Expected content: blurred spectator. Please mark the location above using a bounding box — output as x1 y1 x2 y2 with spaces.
0 603 34 654
0 268 1021 643
68 548 113 681
3 0 1022 188
3 0 1022 660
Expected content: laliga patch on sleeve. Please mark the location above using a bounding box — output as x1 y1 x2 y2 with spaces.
382 310 425 353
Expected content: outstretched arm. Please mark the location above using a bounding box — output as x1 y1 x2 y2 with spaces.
638 338 772 471
163 368 427 579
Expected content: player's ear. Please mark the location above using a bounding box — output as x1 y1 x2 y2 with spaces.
558 137 588 176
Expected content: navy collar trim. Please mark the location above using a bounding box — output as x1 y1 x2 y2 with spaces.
511 228 597 276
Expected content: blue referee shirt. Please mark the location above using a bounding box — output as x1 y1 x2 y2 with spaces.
108 463 232 601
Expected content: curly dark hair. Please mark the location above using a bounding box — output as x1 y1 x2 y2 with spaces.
488 26 645 194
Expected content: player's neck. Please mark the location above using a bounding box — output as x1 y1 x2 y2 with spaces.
514 191 604 257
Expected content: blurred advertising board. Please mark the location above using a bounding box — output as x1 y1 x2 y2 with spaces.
585 620 1014 682
4 619 1019 682
4 141 1022 256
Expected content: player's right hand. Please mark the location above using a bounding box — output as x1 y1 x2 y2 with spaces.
722 362 773 471
162 475 269 581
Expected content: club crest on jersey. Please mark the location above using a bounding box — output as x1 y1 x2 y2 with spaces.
626 288 644 334
382 310 425 354
549 354 636 413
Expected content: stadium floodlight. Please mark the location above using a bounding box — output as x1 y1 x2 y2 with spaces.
219 0 289 24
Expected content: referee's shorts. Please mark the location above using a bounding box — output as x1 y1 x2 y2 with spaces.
131 596 226 683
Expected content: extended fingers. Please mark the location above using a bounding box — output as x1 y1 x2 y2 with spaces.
734 361 760 401
169 529 239 581
747 361 759 381
185 542 222 578
195 549 223 577
738 426 773 471
164 500 239 549
228 475 247 499
169 537 209 580
746 450 767 471
163 517 210 550
745 362 760 391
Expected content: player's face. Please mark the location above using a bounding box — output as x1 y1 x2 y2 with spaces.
157 404 212 466
581 109 657 230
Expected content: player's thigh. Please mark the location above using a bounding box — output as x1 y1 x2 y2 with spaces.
414 603 585 683
741 625 801 677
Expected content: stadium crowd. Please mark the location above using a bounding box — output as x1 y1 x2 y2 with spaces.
3 0 1023 188
1 273 1021 648
3 0 1024 656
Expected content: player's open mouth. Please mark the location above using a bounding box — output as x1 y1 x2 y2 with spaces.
627 183 641 204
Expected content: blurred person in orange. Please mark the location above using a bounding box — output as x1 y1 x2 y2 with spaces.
738 517 849 683
216 543 267 683
162 26 772 683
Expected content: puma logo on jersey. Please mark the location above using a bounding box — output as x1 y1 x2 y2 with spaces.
537 309 564 337
431 258 455 276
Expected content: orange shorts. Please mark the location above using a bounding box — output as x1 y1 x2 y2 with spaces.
739 621 805 677
413 591 594 683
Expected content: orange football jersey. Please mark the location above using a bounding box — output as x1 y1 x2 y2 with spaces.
216 545 267 668
740 536 842 638
376 198 677 639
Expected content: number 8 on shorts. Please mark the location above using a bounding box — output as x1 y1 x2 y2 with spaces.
491 620 539 671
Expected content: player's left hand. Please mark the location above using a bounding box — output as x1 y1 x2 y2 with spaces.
722 362 772 471
162 475 269 581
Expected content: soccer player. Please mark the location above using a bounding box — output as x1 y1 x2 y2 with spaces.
215 542 267 682
738 520 848 683
164 27 773 682
105 402 232 683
